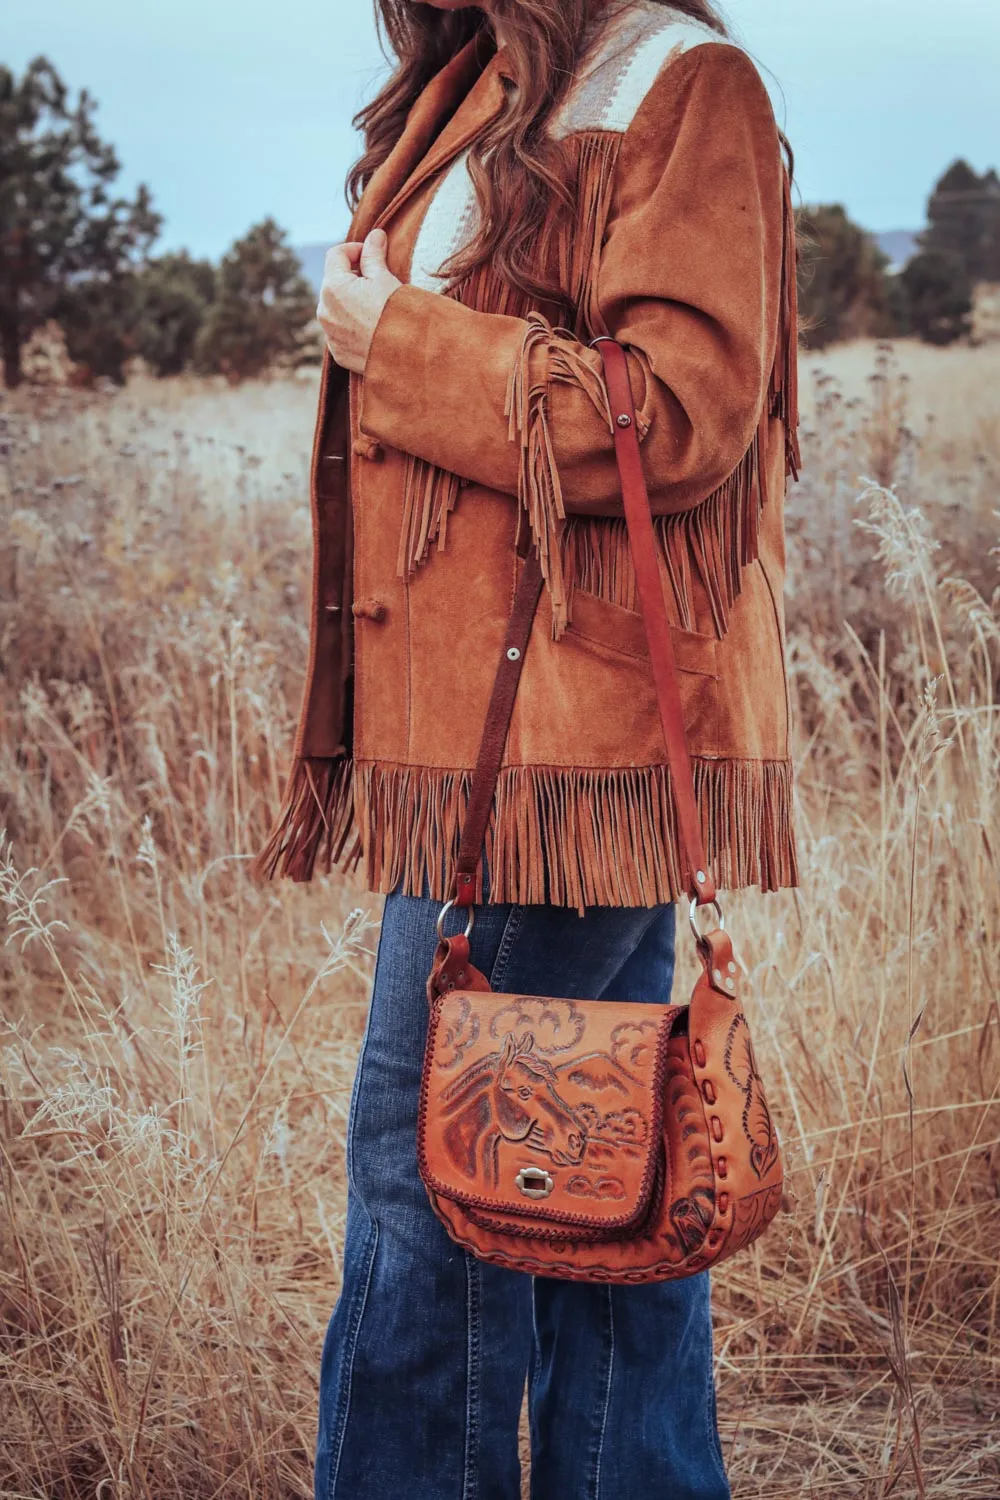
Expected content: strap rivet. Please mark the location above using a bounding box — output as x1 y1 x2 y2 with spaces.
616 413 632 428
725 977 736 991
506 646 521 661
728 961 737 975
713 969 722 983
696 870 706 884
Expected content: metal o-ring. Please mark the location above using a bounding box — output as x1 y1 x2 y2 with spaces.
436 898 475 942
688 897 725 943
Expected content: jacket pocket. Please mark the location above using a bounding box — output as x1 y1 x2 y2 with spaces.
565 588 719 679
513 587 720 767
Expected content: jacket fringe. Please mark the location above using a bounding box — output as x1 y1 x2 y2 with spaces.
251 755 360 882
554 160 801 637
504 311 619 638
355 757 798 913
397 260 530 580
395 130 625 605
559 422 765 636
771 168 801 479
558 131 624 339
502 130 626 639
393 135 800 642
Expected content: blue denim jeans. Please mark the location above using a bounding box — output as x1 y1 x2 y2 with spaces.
316 887 730 1500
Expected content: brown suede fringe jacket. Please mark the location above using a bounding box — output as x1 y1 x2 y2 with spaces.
258 0 802 912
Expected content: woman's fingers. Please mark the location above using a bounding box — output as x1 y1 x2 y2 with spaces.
317 230 402 375
317 242 363 318
325 241 363 279
358 227 389 278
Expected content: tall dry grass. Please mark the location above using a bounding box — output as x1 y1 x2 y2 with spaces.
1 342 998 1498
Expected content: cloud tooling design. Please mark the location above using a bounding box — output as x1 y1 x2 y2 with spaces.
610 1020 660 1077
438 996 480 1068
488 997 585 1053
565 1175 627 1201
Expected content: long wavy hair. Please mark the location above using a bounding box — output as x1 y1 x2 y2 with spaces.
347 1 731 303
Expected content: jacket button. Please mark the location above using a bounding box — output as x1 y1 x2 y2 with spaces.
352 598 387 622
352 436 384 461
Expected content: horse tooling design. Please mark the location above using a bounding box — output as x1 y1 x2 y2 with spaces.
724 1013 780 1179
439 1024 655 1195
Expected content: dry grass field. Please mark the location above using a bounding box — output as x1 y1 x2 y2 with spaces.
1 338 998 1498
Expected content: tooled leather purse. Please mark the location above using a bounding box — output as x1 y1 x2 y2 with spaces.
417 336 784 1282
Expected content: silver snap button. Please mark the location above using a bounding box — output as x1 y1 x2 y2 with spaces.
506 646 521 662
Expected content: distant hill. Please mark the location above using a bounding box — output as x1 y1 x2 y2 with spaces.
875 230 921 271
297 230 925 290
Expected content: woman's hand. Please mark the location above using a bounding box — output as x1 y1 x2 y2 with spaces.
318 228 402 374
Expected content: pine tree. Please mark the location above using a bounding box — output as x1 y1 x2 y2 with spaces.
133 253 217 377
795 205 898 349
899 249 973 346
0 57 160 387
194 219 318 382
923 159 1000 285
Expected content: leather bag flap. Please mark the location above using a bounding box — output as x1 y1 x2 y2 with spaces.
419 991 679 1233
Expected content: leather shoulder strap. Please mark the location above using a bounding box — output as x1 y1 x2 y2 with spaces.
453 552 545 905
451 337 716 909
590 336 715 905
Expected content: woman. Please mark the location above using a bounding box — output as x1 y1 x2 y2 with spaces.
259 1 799 1495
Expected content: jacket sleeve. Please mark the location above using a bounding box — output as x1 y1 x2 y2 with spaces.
357 41 786 525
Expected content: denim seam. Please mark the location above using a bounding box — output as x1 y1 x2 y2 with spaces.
343 1035 368 1198
591 1286 616 1500
325 1217 379 1500
345 922 387 1194
489 904 526 992
326 946 383 1499
462 1252 482 1499
527 1278 541 1406
705 1340 729 1490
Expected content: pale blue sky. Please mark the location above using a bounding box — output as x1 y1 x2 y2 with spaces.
5 0 999 258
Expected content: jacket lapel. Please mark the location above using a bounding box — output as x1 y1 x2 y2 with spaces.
349 37 507 242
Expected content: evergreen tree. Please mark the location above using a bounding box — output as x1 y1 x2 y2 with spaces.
56 273 141 383
923 159 1000 285
0 57 160 386
194 219 317 382
133 252 216 376
795 204 898 349
899 249 973 346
